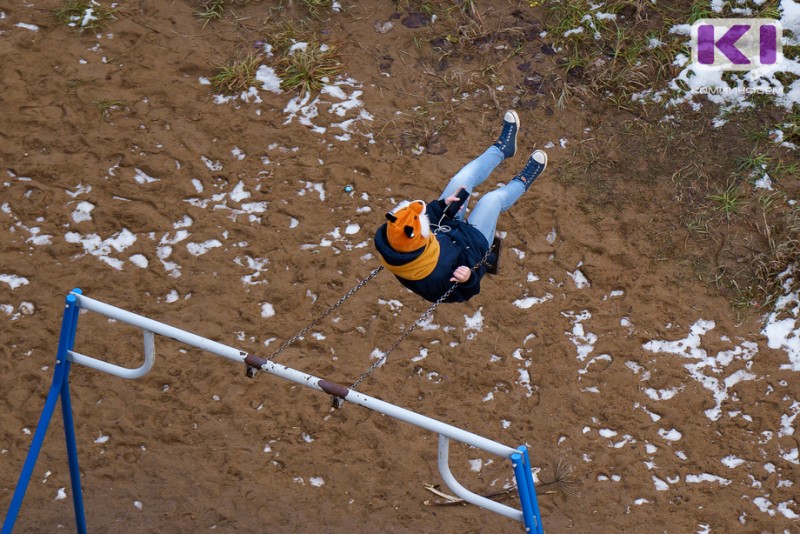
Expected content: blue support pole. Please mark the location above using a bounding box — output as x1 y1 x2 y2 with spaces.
60 375 86 534
61 289 86 534
1 292 84 534
511 453 536 532
517 445 543 534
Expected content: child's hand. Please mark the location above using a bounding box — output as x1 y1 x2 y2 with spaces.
445 186 466 205
450 266 471 283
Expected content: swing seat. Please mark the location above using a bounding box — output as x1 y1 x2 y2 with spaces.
486 237 502 275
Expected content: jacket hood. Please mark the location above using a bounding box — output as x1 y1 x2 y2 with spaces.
374 223 426 266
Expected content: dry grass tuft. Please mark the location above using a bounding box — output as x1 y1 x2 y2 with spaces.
93 99 127 121
210 51 264 96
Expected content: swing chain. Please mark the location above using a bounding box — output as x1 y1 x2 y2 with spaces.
349 282 455 391
264 266 384 362
348 246 495 392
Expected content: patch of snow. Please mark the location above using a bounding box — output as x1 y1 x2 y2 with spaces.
568 267 591 289
562 310 597 361
513 293 553 309
644 320 760 420
71 201 95 223
0 274 30 290
133 168 159 184
464 308 484 331
762 266 800 371
186 239 222 256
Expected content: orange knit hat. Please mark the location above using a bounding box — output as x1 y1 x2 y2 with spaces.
385 200 431 253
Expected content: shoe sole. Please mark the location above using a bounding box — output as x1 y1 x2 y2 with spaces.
531 150 547 174
507 110 520 158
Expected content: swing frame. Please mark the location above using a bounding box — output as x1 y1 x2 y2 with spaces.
2 288 543 533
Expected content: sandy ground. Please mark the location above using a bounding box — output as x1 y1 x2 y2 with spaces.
1 1 798 533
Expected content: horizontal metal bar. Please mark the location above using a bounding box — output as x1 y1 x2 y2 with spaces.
438 435 524 523
73 291 517 457
71 292 245 363
52 289 535 530
245 354 518 459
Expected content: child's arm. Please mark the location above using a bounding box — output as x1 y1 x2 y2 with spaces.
443 188 470 218
427 187 469 222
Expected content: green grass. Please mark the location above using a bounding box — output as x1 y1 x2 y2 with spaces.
561 48 587 74
736 151 771 176
544 0 684 108
687 0 715 23
210 52 263 96
753 207 800 308
708 182 742 219
774 160 799 178
93 99 126 121
757 0 782 19
402 0 525 101
55 0 116 31
263 22 342 94
546 0 594 44
685 215 711 237
196 0 226 27
275 41 343 94
207 19 342 97
776 107 800 143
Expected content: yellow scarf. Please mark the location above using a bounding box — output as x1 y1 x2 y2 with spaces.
381 236 440 281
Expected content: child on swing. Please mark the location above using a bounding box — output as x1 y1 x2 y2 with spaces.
374 110 548 303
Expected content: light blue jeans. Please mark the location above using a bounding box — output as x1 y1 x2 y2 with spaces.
438 145 525 245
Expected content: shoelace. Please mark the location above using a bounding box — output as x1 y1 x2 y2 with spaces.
519 160 543 179
497 123 515 147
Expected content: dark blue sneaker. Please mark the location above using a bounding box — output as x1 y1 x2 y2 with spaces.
493 110 520 159
512 150 547 190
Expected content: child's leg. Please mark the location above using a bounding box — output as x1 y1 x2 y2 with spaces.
466 180 526 245
467 150 547 244
439 145 504 219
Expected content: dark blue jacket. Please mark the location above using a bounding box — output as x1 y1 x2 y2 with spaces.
374 199 493 303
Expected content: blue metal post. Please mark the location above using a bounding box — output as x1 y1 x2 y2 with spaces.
518 445 543 534
1 292 83 534
511 452 536 532
61 289 86 534
60 374 86 534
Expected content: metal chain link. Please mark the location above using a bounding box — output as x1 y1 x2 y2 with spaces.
349 245 495 391
265 266 384 362
263 213 496 401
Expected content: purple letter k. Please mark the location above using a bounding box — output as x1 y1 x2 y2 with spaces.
698 24 751 65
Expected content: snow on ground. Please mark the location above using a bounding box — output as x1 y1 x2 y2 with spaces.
0 274 30 290
762 266 800 371
2 10 799 525
635 0 800 136
206 47 375 145
643 319 760 421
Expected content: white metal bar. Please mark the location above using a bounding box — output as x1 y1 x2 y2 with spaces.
71 289 519 458
69 290 525 521
251 358 519 459
344 387 519 458
71 292 245 363
66 330 156 380
437 435 524 523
